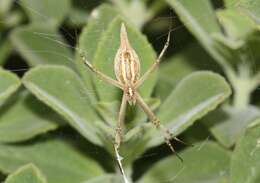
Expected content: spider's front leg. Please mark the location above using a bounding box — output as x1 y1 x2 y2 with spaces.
135 29 171 88
80 52 123 89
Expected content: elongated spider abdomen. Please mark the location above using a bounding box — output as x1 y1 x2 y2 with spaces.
114 23 140 86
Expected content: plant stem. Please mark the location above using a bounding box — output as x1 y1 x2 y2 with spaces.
232 65 254 109
233 79 252 108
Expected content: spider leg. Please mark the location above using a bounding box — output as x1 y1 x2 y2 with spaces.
135 29 171 88
114 93 129 183
80 52 123 89
136 92 183 162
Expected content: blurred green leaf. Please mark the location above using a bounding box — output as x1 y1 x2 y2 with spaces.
0 90 63 143
156 43 220 100
0 0 13 15
23 65 103 146
19 0 71 27
83 174 121 183
166 0 234 71
203 105 260 147
224 0 260 24
0 136 104 183
76 4 119 102
110 0 153 28
223 0 237 7
167 0 221 35
0 38 11 65
148 71 231 147
66 0 103 27
213 31 260 99
93 17 157 101
138 142 230 183
0 68 20 106
231 121 260 183
10 24 74 67
248 33 260 73
217 9 257 43
95 101 119 127
5 164 47 183
67 6 89 26
1 10 23 29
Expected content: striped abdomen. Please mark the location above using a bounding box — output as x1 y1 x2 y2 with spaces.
114 50 140 85
114 23 140 86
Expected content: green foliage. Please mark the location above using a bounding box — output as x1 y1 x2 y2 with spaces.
231 122 260 183
10 24 74 67
0 90 63 143
0 68 21 105
19 0 71 27
5 164 47 183
0 136 104 183
23 65 103 146
139 142 230 183
0 0 259 183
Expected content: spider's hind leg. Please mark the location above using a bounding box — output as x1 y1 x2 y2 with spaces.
114 94 129 183
135 92 183 162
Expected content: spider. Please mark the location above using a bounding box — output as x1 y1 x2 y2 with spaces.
80 23 183 181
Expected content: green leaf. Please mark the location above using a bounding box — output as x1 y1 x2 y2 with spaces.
0 136 104 183
10 24 74 67
5 164 47 183
203 105 260 147
148 71 231 147
0 38 11 65
67 6 89 27
166 0 221 35
231 121 260 183
223 0 237 7
93 17 157 101
225 0 260 24
0 0 13 15
166 0 232 70
156 43 220 100
76 4 119 102
217 9 257 42
138 142 230 183
110 0 153 28
23 65 103 146
83 174 121 183
218 9 256 39
0 90 64 143
95 101 119 126
19 0 71 27
0 68 20 106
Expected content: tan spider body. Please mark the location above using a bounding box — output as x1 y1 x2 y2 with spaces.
80 23 182 182
114 24 140 105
